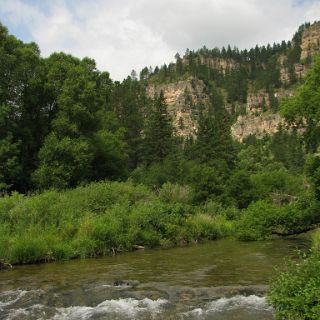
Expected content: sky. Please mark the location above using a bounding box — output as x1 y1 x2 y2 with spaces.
0 0 320 81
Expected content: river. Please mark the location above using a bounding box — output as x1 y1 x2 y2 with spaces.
0 238 310 320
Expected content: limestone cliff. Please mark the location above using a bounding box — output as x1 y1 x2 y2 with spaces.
231 114 284 142
146 78 209 137
231 88 293 141
182 56 238 73
301 21 320 60
198 57 238 73
279 55 308 85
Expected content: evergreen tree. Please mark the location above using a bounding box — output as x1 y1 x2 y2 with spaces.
110 77 147 168
142 91 174 165
192 89 235 168
175 53 184 76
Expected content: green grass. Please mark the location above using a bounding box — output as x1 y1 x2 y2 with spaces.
0 181 232 264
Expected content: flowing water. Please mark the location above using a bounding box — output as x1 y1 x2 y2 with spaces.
0 238 310 320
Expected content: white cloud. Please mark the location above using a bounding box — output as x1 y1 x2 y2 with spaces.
0 0 320 80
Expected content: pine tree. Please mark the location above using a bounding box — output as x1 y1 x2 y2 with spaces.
193 89 236 168
142 91 174 165
111 77 146 168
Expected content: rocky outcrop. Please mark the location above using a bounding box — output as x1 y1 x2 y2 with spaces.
246 88 293 114
279 56 308 85
146 79 292 140
232 87 295 141
146 78 209 137
301 21 320 60
182 56 238 73
246 91 270 114
231 113 284 142
199 57 238 73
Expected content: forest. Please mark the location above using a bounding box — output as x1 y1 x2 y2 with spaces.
1 20 320 318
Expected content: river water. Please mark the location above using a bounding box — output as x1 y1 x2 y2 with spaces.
0 238 309 320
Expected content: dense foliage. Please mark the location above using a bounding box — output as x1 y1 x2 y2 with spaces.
268 233 320 320
0 181 234 264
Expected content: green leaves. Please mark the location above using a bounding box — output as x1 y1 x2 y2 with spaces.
0 135 21 190
91 129 129 180
142 91 175 165
268 251 320 320
280 56 320 152
32 134 93 189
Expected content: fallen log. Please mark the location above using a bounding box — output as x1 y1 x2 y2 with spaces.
0 260 12 270
132 245 145 250
272 224 320 237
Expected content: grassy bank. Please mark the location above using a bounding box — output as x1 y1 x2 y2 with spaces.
0 181 234 264
1 180 319 265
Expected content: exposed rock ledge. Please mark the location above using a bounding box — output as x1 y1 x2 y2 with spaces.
231 113 284 142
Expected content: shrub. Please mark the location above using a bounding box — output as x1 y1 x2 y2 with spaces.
236 195 320 241
236 200 281 240
186 214 233 241
251 168 304 201
158 183 193 204
268 251 320 320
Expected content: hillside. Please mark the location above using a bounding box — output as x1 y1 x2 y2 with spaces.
143 21 320 141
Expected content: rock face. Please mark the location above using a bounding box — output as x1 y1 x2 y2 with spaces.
146 80 292 141
146 78 209 137
198 57 238 73
301 21 320 60
231 113 284 142
246 91 270 114
182 56 238 73
246 88 293 114
232 88 293 141
279 55 308 85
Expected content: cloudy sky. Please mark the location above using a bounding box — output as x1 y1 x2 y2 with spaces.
0 0 319 80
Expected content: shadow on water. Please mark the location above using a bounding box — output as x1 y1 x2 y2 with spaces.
0 238 310 319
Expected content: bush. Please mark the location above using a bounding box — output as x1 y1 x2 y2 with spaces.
236 194 320 241
186 214 233 241
158 183 193 204
251 168 304 201
236 200 280 240
268 251 320 320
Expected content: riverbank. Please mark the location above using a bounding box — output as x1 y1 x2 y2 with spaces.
0 181 233 265
0 180 318 265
